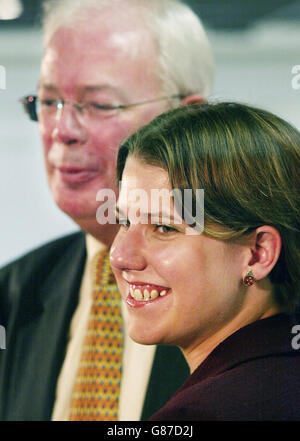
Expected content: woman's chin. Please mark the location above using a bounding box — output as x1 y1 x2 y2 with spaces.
128 327 163 346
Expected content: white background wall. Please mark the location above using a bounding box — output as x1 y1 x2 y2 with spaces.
0 21 299 267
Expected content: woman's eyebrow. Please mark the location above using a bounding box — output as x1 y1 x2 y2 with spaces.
150 212 177 222
116 205 182 225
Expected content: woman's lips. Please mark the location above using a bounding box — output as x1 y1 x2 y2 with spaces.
126 282 171 308
57 166 99 184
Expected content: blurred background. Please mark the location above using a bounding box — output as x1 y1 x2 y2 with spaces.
0 0 299 266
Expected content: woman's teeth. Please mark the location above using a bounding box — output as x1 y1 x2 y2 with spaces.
129 285 168 301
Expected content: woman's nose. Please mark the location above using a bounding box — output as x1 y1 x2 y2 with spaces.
110 227 147 272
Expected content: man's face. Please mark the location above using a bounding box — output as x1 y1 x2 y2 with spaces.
38 14 170 236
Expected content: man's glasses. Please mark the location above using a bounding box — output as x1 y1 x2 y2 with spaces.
20 94 184 122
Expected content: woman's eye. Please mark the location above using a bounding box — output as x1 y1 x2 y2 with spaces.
156 225 177 234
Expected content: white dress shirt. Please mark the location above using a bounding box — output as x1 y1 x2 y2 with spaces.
51 234 156 421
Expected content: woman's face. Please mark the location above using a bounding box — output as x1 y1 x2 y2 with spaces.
110 156 249 354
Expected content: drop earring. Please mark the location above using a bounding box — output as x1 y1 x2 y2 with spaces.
243 268 256 286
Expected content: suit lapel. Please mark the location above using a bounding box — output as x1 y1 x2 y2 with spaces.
1 233 86 420
141 345 189 420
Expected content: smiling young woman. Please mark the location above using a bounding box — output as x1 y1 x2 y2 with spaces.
110 102 300 421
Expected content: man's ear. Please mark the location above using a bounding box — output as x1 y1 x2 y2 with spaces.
248 226 282 282
180 94 205 106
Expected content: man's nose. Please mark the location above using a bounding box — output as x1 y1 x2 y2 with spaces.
52 104 87 145
110 227 147 273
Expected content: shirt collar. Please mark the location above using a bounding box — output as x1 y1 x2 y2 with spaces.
85 234 107 263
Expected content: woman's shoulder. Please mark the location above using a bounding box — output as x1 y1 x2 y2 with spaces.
150 314 300 421
150 350 300 421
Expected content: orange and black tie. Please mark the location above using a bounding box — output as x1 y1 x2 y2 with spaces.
69 249 123 421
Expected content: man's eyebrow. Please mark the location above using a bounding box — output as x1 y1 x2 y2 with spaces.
37 84 108 91
80 85 127 100
37 81 56 89
80 85 114 92
37 83 126 98
37 83 59 92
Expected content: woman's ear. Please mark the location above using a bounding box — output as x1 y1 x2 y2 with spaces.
180 94 205 106
247 226 282 282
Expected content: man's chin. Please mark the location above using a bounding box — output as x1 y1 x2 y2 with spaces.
49 175 118 218
54 196 97 221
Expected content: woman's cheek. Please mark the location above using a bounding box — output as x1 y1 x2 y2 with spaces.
150 242 188 284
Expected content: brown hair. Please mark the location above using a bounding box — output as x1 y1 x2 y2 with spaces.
117 102 300 312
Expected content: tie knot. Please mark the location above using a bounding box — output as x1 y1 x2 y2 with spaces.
92 248 117 289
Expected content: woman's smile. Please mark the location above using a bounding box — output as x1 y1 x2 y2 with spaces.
126 281 171 306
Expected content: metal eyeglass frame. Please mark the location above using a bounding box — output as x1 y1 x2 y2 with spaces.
20 94 185 122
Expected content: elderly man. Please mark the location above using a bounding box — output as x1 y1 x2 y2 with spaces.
0 0 213 421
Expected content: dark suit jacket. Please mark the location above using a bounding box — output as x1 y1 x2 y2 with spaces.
0 232 189 421
149 313 300 421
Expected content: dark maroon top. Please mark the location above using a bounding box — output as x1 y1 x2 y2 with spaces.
149 314 300 421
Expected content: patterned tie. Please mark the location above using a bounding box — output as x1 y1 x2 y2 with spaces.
69 248 123 421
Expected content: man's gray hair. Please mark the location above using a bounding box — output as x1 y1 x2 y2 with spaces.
43 0 214 99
